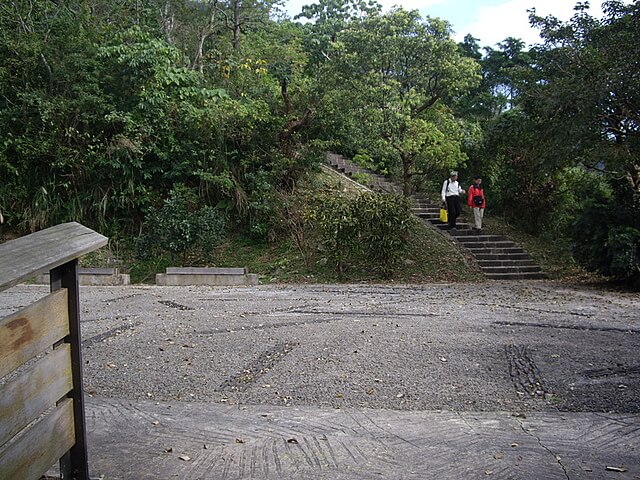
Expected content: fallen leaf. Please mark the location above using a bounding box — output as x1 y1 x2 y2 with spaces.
179 455 191 462
152 421 159 426
511 443 519 448
235 438 244 444
287 438 299 444
164 447 173 453
494 453 504 460
605 466 627 472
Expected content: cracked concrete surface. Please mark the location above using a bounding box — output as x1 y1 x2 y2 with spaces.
516 417 570 480
1 281 639 479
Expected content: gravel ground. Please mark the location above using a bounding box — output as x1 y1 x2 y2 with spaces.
2 281 639 414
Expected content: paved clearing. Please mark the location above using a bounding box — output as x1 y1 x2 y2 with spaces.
2 282 639 479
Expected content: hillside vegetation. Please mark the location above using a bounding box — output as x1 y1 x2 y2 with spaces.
0 1 638 285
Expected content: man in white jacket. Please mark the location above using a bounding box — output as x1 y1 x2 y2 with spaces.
441 171 465 231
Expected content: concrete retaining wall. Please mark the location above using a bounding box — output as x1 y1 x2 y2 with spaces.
156 267 259 286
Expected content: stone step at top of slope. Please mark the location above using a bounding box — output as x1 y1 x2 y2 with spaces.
485 272 546 280
477 259 538 267
480 265 542 274
475 253 531 261
451 234 507 242
458 241 517 249
464 246 527 255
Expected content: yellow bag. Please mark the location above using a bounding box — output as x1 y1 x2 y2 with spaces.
439 207 448 223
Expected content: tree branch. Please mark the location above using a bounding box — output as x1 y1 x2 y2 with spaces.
412 95 439 117
279 108 313 144
40 53 53 89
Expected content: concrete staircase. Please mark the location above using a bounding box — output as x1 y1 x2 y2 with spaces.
326 153 546 280
326 152 403 194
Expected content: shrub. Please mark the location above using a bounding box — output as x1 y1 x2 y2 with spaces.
571 180 640 285
136 185 227 262
308 191 413 278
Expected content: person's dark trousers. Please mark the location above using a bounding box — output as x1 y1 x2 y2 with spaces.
446 195 461 229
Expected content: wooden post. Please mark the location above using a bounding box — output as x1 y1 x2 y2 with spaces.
51 259 90 480
0 222 107 480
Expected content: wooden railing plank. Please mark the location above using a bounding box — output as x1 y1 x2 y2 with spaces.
0 398 75 480
0 344 73 448
0 289 69 379
0 222 108 292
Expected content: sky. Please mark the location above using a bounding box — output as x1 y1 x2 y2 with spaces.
283 0 612 48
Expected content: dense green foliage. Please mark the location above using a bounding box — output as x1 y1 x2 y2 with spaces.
1 0 638 285
136 185 227 261
308 191 413 277
0 0 312 238
457 1 640 284
572 180 640 282
310 8 480 195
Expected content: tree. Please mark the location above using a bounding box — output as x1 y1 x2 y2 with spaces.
296 0 381 67
526 1 640 190
316 8 480 195
521 1 640 282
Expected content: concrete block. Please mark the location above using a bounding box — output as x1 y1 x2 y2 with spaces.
156 270 259 286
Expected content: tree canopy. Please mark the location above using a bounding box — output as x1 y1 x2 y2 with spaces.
0 0 638 284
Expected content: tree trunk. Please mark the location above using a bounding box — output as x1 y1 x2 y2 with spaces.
192 1 219 72
401 154 414 197
161 1 175 44
279 108 312 156
232 0 242 50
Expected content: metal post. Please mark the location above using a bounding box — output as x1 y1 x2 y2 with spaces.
51 259 90 480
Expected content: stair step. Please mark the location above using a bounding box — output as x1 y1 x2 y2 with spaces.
485 272 547 280
414 213 440 219
435 223 472 230
466 247 527 254
481 265 542 274
475 253 531 261
461 241 517 249
454 234 506 241
478 259 537 267
412 208 440 217
412 207 440 212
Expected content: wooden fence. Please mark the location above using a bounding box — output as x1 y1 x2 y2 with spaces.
0 222 107 480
